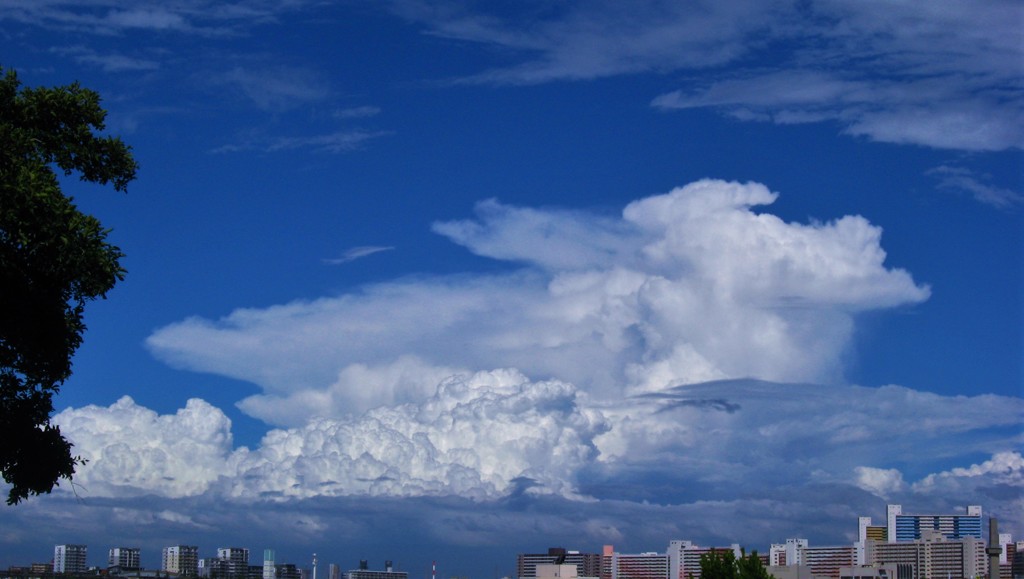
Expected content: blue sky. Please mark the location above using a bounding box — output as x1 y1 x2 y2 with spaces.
1 1 1022 577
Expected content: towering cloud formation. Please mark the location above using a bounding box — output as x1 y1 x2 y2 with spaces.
148 180 929 425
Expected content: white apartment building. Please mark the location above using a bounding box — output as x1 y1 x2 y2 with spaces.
218 548 250 565
109 547 141 569
164 545 200 576
55 545 88 574
771 539 809 567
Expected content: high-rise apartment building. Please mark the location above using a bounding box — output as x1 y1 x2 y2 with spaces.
207 548 251 579
770 539 808 567
276 564 301 579
601 546 613 579
867 531 986 579
770 539 854 579
164 546 200 576
800 545 855 578
109 548 141 569
1011 541 1024 579
54 545 88 574
218 549 250 565
856 517 889 565
886 504 982 542
263 550 276 579
517 548 602 579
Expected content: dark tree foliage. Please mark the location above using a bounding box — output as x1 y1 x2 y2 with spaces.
0 66 137 504
695 549 773 579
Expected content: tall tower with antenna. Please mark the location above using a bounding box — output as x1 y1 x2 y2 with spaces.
313 553 318 579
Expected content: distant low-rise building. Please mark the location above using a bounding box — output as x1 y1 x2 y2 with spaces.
767 565 827 579
343 561 406 579
838 563 913 579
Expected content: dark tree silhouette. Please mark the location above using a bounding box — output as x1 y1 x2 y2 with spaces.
0 65 137 504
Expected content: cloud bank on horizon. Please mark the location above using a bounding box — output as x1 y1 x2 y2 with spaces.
42 180 1024 541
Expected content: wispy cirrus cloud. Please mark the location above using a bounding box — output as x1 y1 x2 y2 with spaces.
14 1 1020 153
653 71 1022 152
648 0 1022 153
50 45 160 72
323 245 395 265
103 8 191 31
393 0 784 84
0 0 298 36
221 65 331 111
212 129 392 154
927 165 1024 209
333 106 381 120
394 0 1022 152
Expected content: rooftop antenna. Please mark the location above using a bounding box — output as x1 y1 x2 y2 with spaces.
313 553 318 579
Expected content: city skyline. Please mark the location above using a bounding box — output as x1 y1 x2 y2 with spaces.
17 503 1020 579
0 1 1021 578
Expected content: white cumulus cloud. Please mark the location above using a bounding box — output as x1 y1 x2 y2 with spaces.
854 467 906 498
914 451 1024 492
52 371 607 502
54 396 235 498
226 369 606 501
